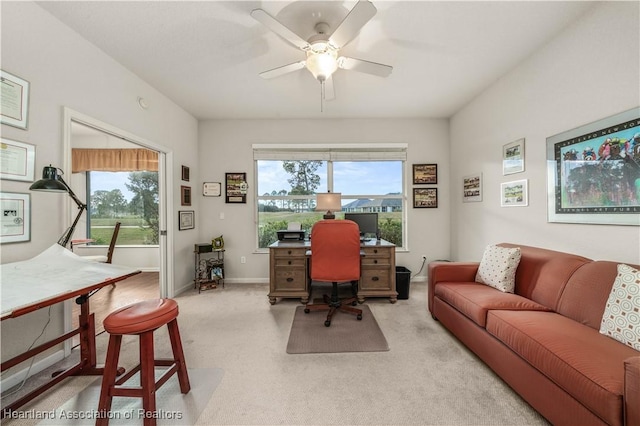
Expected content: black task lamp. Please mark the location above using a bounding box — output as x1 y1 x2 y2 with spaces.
29 165 87 248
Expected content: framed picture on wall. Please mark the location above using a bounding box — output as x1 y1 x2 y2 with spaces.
413 164 437 184
0 192 30 243
463 173 482 202
178 210 194 230
0 70 30 130
0 138 36 182
181 185 192 206
225 172 247 204
546 107 639 225
501 179 528 207
181 165 190 181
503 138 525 175
413 188 438 208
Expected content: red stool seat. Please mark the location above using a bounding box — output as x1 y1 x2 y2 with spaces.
104 299 178 335
97 299 190 426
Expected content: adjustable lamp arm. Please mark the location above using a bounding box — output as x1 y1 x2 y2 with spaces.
56 174 87 247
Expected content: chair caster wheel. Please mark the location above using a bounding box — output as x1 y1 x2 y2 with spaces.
351 301 357 306
304 308 310 314
324 321 331 327
357 314 362 320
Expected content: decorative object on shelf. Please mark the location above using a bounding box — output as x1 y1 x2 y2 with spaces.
463 173 482 203
181 185 192 206
181 165 190 181
546 107 640 225
413 164 437 184
29 165 85 247
0 138 36 182
194 243 225 292
225 172 247 204
212 235 224 249
316 192 341 219
203 182 221 197
179 210 195 230
503 138 525 175
0 191 30 244
0 69 30 130
501 179 528 207
413 188 438 208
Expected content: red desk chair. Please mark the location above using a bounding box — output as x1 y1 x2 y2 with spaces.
304 219 363 327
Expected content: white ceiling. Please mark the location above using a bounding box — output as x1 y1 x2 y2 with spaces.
37 1 595 120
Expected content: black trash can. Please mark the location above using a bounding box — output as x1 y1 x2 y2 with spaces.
396 266 411 300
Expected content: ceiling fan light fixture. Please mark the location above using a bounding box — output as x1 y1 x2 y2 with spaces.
306 50 338 81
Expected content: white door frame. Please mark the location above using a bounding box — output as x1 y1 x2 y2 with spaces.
61 107 174 354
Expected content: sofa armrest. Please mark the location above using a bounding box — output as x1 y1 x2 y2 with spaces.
427 261 480 316
624 356 640 426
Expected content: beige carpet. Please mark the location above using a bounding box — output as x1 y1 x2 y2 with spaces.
287 305 389 354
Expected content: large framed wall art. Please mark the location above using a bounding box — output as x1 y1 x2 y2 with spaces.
546 107 640 225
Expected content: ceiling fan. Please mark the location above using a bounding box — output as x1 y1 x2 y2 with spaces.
251 0 392 109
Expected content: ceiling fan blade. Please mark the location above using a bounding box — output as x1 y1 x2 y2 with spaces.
338 57 392 77
329 0 377 49
259 61 306 79
251 8 310 51
323 76 335 101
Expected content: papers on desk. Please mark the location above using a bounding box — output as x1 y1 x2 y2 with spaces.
0 244 139 318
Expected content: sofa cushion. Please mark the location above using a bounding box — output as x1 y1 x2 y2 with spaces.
475 245 521 292
599 263 640 351
434 282 551 327
498 243 591 310
486 310 639 426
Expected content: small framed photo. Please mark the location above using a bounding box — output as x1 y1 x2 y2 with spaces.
0 138 36 182
413 188 438 208
501 179 528 207
178 210 195 230
0 192 31 243
463 173 482 202
226 172 247 204
503 138 525 175
0 70 30 130
181 165 190 181
203 182 222 197
181 185 192 206
413 164 437 184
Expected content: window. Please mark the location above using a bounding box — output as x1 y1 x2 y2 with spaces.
254 144 407 249
73 148 159 246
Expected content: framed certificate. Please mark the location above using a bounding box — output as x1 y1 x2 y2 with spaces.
1 70 30 130
0 138 36 182
203 182 222 197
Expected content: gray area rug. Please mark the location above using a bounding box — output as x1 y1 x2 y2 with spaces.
37 368 223 425
286 305 389 354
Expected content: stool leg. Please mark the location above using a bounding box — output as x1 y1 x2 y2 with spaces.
139 331 157 426
97 334 122 426
167 319 191 394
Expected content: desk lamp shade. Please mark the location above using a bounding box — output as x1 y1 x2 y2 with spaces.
29 166 67 192
316 192 342 219
30 165 87 247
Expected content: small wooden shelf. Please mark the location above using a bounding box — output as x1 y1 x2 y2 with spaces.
194 244 225 293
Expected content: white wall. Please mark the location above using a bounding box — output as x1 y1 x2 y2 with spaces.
198 118 451 282
450 1 640 265
1 1 198 378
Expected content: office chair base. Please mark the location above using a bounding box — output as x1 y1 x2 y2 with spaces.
304 281 363 326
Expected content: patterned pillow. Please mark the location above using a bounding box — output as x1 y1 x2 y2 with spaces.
475 245 521 293
599 263 640 351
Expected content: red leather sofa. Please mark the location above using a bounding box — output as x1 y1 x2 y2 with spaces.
428 243 640 426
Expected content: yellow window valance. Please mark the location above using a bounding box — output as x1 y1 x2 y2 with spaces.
72 148 158 172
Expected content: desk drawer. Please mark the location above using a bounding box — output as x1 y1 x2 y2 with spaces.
274 257 306 267
274 268 307 290
275 248 307 258
362 247 391 259
360 268 391 290
361 257 390 267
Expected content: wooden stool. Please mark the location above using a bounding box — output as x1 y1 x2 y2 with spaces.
97 299 191 426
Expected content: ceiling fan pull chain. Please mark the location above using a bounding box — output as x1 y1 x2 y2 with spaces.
320 80 325 113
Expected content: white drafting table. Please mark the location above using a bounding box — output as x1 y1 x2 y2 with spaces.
0 244 141 415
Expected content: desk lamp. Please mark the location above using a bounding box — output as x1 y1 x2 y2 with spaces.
29 165 87 248
316 192 341 219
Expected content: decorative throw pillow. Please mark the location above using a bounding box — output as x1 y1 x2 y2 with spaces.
599 263 640 351
475 245 521 293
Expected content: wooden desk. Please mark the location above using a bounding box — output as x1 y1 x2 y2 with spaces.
268 239 397 305
0 244 141 417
